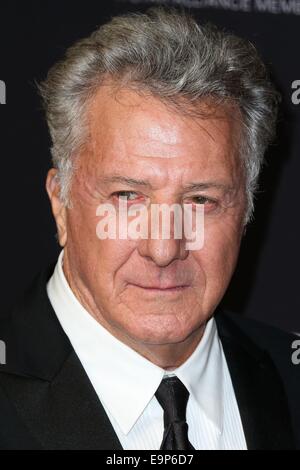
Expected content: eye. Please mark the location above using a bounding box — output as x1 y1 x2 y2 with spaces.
188 195 219 212
111 191 142 202
114 191 136 199
192 196 216 205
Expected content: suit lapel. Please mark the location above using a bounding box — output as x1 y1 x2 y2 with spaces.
1 351 123 450
216 313 295 450
0 264 123 450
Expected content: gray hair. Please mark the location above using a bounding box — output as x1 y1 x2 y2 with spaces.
38 7 280 223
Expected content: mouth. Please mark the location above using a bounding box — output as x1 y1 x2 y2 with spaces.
129 283 190 293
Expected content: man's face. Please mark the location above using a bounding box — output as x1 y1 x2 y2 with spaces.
49 86 246 348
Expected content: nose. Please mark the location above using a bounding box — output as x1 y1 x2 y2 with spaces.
138 237 188 267
137 207 189 266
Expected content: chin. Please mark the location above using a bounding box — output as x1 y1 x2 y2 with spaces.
124 317 198 346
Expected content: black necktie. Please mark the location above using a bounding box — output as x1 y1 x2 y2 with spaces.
155 376 195 450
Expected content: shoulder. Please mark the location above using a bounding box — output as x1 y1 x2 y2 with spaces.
216 309 299 364
216 309 300 393
216 309 300 380
218 309 298 346
0 261 71 379
216 309 300 435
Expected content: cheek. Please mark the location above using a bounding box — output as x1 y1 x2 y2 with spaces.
95 239 135 280
67 202 134 282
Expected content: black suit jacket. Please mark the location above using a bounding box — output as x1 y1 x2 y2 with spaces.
0 263 299 450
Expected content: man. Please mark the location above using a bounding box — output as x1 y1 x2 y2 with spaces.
0 7 299 450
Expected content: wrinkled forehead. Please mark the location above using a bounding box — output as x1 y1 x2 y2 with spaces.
82 85 243 180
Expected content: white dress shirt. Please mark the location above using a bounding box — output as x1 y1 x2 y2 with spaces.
46 249 247 450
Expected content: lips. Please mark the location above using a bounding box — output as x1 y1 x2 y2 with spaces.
130 283 189 291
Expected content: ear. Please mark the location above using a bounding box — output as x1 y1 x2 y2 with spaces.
46 168 68 247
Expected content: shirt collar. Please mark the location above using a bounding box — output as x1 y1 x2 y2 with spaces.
47 249 224 435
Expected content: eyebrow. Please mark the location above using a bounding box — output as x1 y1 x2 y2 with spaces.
99 175 232 192
100 175 153 189
182 182 232 192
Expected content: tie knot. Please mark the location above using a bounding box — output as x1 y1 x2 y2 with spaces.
155 376 190 425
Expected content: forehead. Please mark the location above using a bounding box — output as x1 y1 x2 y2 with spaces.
84 85 242 183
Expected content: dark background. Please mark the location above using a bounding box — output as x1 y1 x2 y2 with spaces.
0 1 299 332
